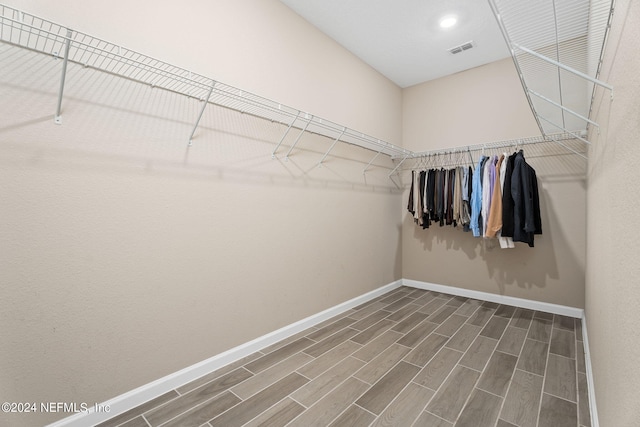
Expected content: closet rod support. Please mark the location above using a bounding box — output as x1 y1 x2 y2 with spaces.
318 127 346 167
528 89 599 128
272 112 300 159
54 28 73 125
537 114 591 146
513 43 614 92
285 116 312 160
188 82 215 146
363 148 384 174
388 155 409 177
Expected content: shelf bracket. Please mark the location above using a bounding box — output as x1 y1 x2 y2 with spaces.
54 28 72 125
528 89 600 128
537 114 591 146
388 154 409 178
363 147 384 174
318 127 346 167
188 82 215 146
285 116 312 161
272 112 300 159
513 43 613 93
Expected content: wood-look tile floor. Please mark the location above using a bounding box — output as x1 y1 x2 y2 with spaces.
97 287 591 427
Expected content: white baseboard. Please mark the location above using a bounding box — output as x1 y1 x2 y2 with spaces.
402 279 584 318
47 280 403 427
581 313 599 427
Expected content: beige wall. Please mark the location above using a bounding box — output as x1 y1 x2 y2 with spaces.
401 58 587 308
0 1 403 425
586 0 640 425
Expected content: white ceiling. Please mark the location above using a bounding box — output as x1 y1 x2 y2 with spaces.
278 0 512 88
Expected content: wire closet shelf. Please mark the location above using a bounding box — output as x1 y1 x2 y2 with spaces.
488 0 614 144
0 4 411 160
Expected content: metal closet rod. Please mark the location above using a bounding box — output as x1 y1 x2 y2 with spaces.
0 3 411 159
394 132 586 160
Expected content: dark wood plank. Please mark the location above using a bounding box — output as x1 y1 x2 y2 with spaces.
413 347 463 391
500 369 543 427
209 373 308 427
161 391 241 427
292 356 364 407
455 299 483 317
434 314 467 337
544 354 577 402
383 296 415 312
413 411 453 426
496 326 527 356
549 328 576 358
352 330 403 362
445 323 482 352
296 339 361 379
370 382 434 426
534 311 554 321
445 296 469 308
231 352 313 399
527 318 551 343
516 339 549 376
426 305 457 324
553 314 576 331
350 310 392 331
459 336 498 372
288 377 370 427
425 365 480 422
145 368 252 426
396 319 438 347
355 361 421 415
476 351 518 397
455 388 503 427
510 308 534 329
176 353 261 394
351 319 395 345
403 333 449 367
354 343 411 384
479 316 510 340
95 391 179 427
494 304 517 319
327 405 375 427
418 298 449 315
467 306 496 327
538 393 578 427
303 327 359 358
305 317 357 341
391 312 429 334
386 303 421 322
242 398 305 427
245 337 314 374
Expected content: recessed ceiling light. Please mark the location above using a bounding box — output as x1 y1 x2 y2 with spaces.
439 15 458 29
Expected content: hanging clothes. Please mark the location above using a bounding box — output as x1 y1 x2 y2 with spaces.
462 166 472 232
486 154 505 238
511 150 542 247
470 156 486 237
482 156 497 238
498 153 515 248
501 152 517 239
406 148 541 249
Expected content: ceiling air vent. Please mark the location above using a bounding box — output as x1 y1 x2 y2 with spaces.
448 41 475 55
